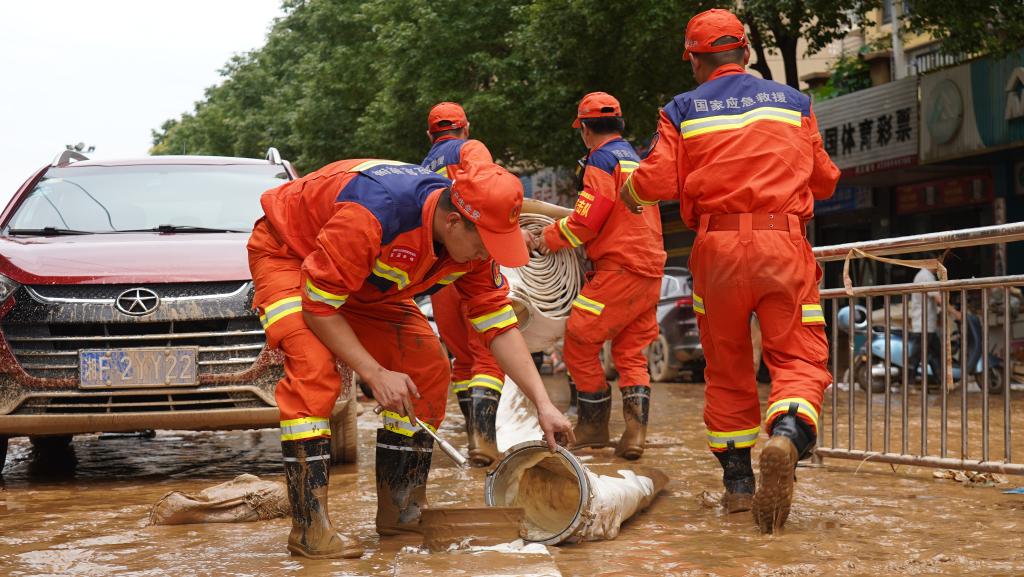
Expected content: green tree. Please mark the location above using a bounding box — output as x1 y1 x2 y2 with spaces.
902 0 1024 59
738 0 879 88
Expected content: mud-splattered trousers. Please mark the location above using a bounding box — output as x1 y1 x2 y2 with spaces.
247 159 517 443
623 64 841 448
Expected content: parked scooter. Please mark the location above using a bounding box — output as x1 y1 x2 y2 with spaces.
837 304 1004 394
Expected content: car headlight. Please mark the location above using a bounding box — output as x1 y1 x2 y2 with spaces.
0 274 20 302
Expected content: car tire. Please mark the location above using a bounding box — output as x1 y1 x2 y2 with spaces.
599 342 618 380
29 435 72 452
330 390 359 465
648 332 676 383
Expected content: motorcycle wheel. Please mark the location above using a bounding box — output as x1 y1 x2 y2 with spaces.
986 366 1005 395
854 357 887 394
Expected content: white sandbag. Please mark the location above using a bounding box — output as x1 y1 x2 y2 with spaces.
147 473 288 525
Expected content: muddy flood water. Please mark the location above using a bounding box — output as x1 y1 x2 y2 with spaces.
2 376 1022 576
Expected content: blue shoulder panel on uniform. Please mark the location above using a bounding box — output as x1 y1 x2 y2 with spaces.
587 138 640 174
586 148 619 175
337 163 451 245
421 139 465 174
667 73 811 130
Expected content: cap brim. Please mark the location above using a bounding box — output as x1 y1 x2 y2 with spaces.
480 227 529 268
572 117 582 128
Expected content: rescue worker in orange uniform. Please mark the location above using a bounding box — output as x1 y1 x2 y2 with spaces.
531 92 667 460
621 9 839 533
421 101 505 467
248 159 573 558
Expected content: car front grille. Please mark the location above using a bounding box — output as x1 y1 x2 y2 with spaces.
27 282 249 302
11 389 269 414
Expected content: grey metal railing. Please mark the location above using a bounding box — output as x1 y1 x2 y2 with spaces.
812 223 1024 475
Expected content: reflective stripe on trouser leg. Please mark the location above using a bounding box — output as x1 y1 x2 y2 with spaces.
281 416 331 441
381 410 436 437
467 373 503 393
765 398 820 434
707 425 760 450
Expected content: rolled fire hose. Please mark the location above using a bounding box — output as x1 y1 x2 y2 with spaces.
504 210 585 353
486 377 668 544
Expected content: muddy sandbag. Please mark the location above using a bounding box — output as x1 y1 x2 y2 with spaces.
148 473 288 525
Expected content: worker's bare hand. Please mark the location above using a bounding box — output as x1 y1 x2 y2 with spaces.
619 182 643 214
537 403 574 452
527 231 549 255
365 367 420 422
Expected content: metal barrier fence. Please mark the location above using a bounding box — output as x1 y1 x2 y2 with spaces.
811 223 1024 475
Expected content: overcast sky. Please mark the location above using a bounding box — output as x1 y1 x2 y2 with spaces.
0 0 284 205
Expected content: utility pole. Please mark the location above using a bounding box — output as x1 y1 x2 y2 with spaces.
890 0 906 80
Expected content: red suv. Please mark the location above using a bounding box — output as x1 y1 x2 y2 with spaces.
0 149 358 473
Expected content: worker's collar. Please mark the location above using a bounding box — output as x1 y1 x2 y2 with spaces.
432 135 462 144
707 63 746 82
423 188 445 259
589 134 623 152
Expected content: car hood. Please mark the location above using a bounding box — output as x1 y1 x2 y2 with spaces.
0 233 252 284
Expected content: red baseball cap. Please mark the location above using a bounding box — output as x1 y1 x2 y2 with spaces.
682 8 747 60
572 92 622 128
450 163 528 267
428 101 468 133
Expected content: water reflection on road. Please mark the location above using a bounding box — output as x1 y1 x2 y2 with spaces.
1 377 1022 576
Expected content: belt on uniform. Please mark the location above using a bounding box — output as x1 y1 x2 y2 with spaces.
707 213 799 232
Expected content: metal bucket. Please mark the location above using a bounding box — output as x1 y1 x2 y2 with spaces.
483 441 592 545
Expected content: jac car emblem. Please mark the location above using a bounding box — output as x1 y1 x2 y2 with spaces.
115 288 160 316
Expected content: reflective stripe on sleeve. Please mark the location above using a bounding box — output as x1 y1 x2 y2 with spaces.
470 305 518 333
707 425 760 450
558 217 584 247
259 296 302 329
766 398 820 432
680 107 801 139
382 410 435 437
572 294 605 316
801 304 826 324
693 293 705 315
305 279 348 308
280 416 331 441
618 160 639 174
372 259 411 289
437 271 467 286
624 175 658 206
468 373 503 393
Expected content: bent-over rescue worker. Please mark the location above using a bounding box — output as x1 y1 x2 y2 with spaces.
248 159 573 558
421 101 504 467
532 92 667 460
621 9 839 533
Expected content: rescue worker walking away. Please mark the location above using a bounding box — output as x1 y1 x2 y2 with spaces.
248 159 573 558
532 92 667 460
421 101 505 467
621 9 839 532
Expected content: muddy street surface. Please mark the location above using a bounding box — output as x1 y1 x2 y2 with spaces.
2 376 1022 576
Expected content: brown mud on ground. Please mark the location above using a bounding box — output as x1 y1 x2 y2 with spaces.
1 376 1022 576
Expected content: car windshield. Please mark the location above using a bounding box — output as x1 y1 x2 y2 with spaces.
5 164 287 233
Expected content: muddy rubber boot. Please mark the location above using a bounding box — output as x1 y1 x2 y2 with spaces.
715 446 755 513
375 428 433 536
282 438 364 559
752 405 815 534
615 385 650 460
456 389 472 434
467 387 501 467
573 386 612 448
565 375 579 419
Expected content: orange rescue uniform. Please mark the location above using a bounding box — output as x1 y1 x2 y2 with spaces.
544 136 667 393
421 137 505 395
247 159 518 442
625 63 840 450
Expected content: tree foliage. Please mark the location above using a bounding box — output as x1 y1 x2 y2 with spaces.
151 0 704 172
901 0 1024 59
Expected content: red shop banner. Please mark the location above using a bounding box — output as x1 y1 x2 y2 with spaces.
895 175 994 215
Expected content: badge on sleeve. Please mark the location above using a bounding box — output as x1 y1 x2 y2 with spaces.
491 261 505 288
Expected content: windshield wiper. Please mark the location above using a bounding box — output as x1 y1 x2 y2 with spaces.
7 227 95 236
116 225 249 234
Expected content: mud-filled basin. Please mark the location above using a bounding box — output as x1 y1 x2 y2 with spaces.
420 507 526 552
484 441 592 544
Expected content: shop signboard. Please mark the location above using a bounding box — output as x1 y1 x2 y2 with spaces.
895 175 993 215
921 49 1024 163
813 75 919 175
814 185 872 215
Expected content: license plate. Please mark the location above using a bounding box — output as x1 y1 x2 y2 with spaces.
79 347 199 388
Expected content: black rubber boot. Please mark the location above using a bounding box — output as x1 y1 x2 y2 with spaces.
566 374 579 418
456 388 472 433
615 385 650 460
753 404 817 534
282 438 363 559
714 446 755 513
573 386 612 448
467 386 501 467
375 428 433 536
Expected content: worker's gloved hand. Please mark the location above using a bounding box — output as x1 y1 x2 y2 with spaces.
537 403 575 452
365 367 420 423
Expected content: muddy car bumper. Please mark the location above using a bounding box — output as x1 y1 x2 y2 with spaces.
0 406 280 436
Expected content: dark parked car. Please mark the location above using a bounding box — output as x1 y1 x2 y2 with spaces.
0 149 359 473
